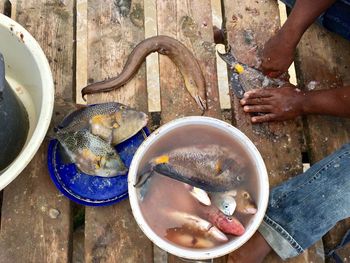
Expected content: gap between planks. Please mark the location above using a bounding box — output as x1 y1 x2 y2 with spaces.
76 0 88 105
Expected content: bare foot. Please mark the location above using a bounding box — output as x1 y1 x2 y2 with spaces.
227 232 271 263
240 84 306 123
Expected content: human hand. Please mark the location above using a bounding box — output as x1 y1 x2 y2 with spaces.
260 32 295 78
240 83 306 123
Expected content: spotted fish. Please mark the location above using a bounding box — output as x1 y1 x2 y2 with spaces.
56 129 127 177
58 102 148 145
135 144 247 192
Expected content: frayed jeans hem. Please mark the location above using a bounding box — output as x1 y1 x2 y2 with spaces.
258 215 304 260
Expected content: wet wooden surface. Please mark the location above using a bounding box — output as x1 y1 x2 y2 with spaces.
0 0 349 262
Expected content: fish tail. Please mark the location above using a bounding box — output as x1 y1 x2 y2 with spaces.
134 169 155 188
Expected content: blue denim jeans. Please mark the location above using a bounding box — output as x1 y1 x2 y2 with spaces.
280 0 350 41
258 143 350 259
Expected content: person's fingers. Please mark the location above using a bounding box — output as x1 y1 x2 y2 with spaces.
243 105 273 113
251 113 277 123
261 68 285 78
240 97 271 106
243 89 274 99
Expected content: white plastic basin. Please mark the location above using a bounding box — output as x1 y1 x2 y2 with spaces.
128 116 269 260
0 14 54 190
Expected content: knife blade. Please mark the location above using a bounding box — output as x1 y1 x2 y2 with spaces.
217 49 246 99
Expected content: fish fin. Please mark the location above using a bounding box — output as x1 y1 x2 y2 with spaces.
134 168 155 188
215 160 222 174
137 175 153 201
194 95 207 112
215 158 237 177
57 143 74 164
58 106 88 130
141 129 148 140
154 155 169 164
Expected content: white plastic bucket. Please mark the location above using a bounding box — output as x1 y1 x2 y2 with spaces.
0 14 54 190
128 116 269 260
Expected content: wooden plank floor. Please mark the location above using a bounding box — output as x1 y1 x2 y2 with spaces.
0 0 349 262
0 1 74 262
84 1 153 263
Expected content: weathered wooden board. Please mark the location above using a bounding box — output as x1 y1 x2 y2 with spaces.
211 0 231 110
85 0 148 109
295 23 350 262
156 1 223 262
0 1 74 262
156 0 221 124
144 0 161 113
84 1 152 262
223 0 323 262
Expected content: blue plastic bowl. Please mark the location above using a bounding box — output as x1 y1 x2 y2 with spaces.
48 127 149 206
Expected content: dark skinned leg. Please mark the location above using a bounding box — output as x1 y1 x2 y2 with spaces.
227 232 272 263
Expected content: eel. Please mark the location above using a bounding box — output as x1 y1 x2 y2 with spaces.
81 35 207 111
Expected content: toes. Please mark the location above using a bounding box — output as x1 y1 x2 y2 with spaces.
243 105 273 113
251 114 277 123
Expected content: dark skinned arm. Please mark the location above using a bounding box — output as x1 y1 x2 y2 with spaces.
261 0 337 77
240 84 350 123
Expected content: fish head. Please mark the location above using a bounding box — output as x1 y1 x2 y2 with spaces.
111 108 148 144
95 153 128 177
236 190 257 214
75 149 127 177
220 216 245 236
217 195 236 216
208 206 245 236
